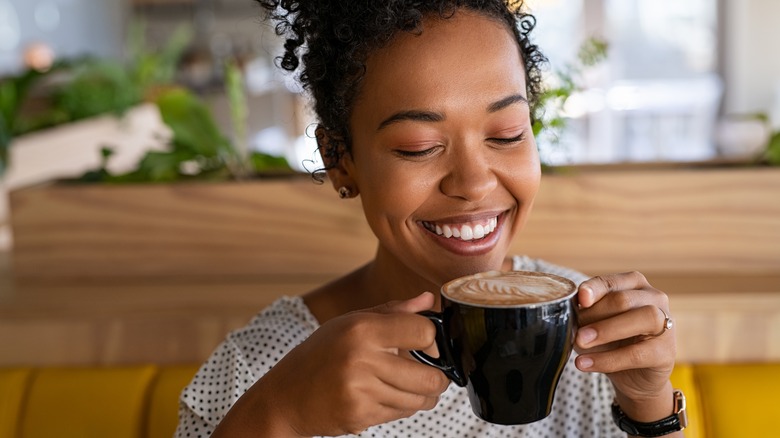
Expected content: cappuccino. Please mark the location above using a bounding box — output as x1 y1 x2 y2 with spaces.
412 270 580 424
442 271 575 307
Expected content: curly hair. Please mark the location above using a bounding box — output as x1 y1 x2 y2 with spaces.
255 0 547 174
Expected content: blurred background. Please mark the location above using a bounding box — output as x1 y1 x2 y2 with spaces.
1 0 779 170
529 0 780 165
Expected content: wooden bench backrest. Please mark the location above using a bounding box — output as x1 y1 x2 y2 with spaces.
10 167 780 283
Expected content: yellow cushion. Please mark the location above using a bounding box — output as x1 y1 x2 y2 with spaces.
0 368 33 438
670 364 704 438
694 363 780 438
146 365 199 438
20 366 157 438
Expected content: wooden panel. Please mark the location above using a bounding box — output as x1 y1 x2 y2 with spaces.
0 275 323 366
673 292 780 363
518 167 780 274
2 274 780 366
10 167 780 283
10 176 375 281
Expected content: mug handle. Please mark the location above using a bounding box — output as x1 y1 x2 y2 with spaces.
410 311 468 387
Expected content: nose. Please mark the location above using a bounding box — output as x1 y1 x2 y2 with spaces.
439 146 497 202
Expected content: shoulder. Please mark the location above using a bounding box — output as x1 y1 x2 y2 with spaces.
201 296 319 379
510 255 590 285
179 296 319 428
226 295 320 375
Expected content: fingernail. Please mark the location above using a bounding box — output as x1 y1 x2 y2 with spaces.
578 286 593 307
578 357 594 370
578 327 597 345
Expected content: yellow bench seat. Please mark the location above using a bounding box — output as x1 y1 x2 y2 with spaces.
1 363 778 438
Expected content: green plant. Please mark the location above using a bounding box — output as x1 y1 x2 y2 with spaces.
82 67 291 184
532 37 609 140
765 132 780 165
0 23 192 178
0 65 67 175
127 22 192 95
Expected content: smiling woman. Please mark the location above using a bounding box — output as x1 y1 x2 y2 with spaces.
335 13 540 284
175 1 683 437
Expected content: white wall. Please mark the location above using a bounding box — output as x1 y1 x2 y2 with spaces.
723 0 780 116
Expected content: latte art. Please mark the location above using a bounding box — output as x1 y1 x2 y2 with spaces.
443 271 576 306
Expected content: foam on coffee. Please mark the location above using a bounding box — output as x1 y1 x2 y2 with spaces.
442 271 576 306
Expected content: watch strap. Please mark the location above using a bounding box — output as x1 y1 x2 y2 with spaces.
611 389 687 437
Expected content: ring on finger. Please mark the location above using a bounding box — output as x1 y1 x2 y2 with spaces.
652 307 674 337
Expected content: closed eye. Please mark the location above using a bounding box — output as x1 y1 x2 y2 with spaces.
394 147 438 158
488 132 526 145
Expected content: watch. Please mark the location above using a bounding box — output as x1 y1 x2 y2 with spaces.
611 389 688 437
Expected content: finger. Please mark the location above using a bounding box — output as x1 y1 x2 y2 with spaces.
575 338 675 374
375 354 450 397
375 384 441 414
369 292 435 315
576 305 672 350
579 271 650 308
577 288 668 327
373 312 438 351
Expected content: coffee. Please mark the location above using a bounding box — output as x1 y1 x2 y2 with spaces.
411 271 578 425
443 271 574 306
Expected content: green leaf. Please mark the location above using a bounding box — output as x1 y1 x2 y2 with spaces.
532 119 544 137
135 150 197 182
578 37 609 67
249 152 291 173
128 22 192 91
766 132 780 165
52 60 141 121
225 61 248 154
155 88 230 157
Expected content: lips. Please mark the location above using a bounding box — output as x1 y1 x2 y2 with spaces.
421 215 500 241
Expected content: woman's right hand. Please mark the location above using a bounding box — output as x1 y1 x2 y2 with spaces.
212 292 450 437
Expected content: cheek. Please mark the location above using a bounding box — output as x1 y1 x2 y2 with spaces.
504 146 542 201
364 166 436 213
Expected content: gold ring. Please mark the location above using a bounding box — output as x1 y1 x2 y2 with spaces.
653 307 674 337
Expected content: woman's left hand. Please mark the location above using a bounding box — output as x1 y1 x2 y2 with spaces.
575 271 677 419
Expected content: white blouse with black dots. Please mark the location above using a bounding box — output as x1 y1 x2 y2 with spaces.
175 256 624 437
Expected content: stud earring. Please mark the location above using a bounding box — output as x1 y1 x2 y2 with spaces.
338 186 352 199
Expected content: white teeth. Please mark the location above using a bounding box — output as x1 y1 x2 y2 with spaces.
426 216 499 241
461 225 474 240
487 217 497 233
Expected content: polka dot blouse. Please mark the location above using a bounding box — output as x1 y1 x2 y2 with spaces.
175 256 624 437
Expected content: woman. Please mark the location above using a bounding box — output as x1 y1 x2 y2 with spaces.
176 1 680 436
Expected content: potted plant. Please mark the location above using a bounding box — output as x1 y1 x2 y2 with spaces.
0 24 304 278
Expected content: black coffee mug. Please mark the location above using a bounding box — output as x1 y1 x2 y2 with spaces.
411 271 578 425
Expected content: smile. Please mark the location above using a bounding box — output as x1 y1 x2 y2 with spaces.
421 216 499 241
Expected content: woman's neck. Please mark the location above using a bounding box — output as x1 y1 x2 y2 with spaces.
303 245 442 324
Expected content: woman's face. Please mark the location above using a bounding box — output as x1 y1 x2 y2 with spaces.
337 10 541 285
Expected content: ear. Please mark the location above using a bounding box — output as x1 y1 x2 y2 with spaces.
315 126 359 196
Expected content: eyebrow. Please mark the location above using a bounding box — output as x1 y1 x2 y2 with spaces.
487 94 529 113
376 93 529 131
377 110 444 131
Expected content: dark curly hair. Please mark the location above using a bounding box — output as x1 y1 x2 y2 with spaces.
255 0 547 175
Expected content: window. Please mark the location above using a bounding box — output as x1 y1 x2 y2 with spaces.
529 0 721 164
